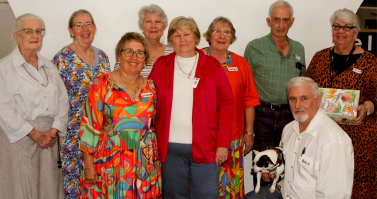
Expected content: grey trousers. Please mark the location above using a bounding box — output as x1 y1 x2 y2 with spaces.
0 117 65 199
162 143 220 199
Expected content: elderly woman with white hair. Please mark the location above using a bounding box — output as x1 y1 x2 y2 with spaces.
0 13 69 199
306 8 376 199
132 4 173 77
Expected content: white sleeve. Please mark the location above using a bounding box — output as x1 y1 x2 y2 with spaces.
315 142 354 199
0 65 33 143
50 61 69 136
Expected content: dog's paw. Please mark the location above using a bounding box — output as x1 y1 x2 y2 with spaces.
255 186 260 194
269 187 276 193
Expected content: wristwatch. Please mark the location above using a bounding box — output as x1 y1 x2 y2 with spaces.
245 132 255 138
363 102 371 116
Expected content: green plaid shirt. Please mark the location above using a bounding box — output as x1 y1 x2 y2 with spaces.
244 33 306 104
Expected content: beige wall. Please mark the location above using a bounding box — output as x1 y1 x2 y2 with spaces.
0 0 16 59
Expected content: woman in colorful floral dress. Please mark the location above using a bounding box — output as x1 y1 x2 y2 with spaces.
79 32 161 199
52 9 110 198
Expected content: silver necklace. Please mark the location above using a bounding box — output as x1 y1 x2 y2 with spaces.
176 53 197 79
22 64 49 87
119 72 141 100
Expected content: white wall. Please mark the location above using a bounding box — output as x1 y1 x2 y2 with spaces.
7 0 362 193
0 0 16 58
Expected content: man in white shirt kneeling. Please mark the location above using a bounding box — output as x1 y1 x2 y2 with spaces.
245 77 354 199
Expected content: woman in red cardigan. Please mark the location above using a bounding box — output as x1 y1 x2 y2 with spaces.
149 16 234 199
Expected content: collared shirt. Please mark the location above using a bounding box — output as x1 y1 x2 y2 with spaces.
244 33 306 104
280 110 354 199
0 46 69 143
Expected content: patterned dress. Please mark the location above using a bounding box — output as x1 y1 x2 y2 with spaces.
305 48 377 199
52 46 111 198
79 74 161 199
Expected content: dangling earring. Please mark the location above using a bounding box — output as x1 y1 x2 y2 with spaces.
114 62 120 71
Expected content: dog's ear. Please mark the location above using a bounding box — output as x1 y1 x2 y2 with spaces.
253 150 259 155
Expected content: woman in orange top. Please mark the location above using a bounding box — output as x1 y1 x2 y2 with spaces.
202 17 260 199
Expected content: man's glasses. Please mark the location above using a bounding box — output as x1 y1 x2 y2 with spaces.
332 25 356 32
121 49 146 59
212 30 232 37
73 22 94 30
17 28 45 36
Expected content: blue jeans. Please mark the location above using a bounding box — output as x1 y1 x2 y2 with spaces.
244 185 283 199
162 143 220 199
253 105 293 152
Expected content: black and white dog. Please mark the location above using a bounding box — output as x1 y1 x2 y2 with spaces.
251 146 285 194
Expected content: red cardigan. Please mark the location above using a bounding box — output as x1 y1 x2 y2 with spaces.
149 48 234 164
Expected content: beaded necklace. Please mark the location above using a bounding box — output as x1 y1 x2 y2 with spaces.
206 47 232 72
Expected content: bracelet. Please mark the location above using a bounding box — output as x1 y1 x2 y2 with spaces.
363 102 371 116
244 131 256 138
84 165 95 170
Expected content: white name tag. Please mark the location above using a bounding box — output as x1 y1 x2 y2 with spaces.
353 68 363 74
192 78 200 88
141 93 153 98
228 67 238 71
295 54 301 60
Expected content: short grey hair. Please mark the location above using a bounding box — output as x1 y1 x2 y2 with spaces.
268 0 294 19
330 8 360 33
287 77 319 98
203 16 237 45
138 4 168 31
14 13 45 33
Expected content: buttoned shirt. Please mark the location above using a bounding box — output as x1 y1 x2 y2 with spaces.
280 109 354 199
244 33 306 104
0 46 69 143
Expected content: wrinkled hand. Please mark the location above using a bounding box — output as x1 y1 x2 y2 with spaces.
241 134 254 156
84 166 99 184
352 104 367 125
46 128 59 147
216 147 229 166
261 172 274 182
28 129 56 149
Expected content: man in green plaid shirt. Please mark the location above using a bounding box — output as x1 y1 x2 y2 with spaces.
244 1 306 193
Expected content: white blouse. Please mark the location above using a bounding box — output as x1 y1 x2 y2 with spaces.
0 47 69 143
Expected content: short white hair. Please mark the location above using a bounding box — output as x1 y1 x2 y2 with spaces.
14 13 45 33
287 77 319 98
330 8 360 33
138 4 168 31
268 0 294 18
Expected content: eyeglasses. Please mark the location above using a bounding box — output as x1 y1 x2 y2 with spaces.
121 49 146 59
73 22 93 30
332 25 356 32
17 28 45 36
212 30 232 37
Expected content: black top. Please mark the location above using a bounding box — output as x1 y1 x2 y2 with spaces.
331 53 362 75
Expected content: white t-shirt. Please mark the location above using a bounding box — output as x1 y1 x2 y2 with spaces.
168 53 199 144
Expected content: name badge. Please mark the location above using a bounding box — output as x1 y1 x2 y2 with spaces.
141 93 153 98
228 67 238 71
295 54 301 60
192 78 200 88
353 68 363 74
